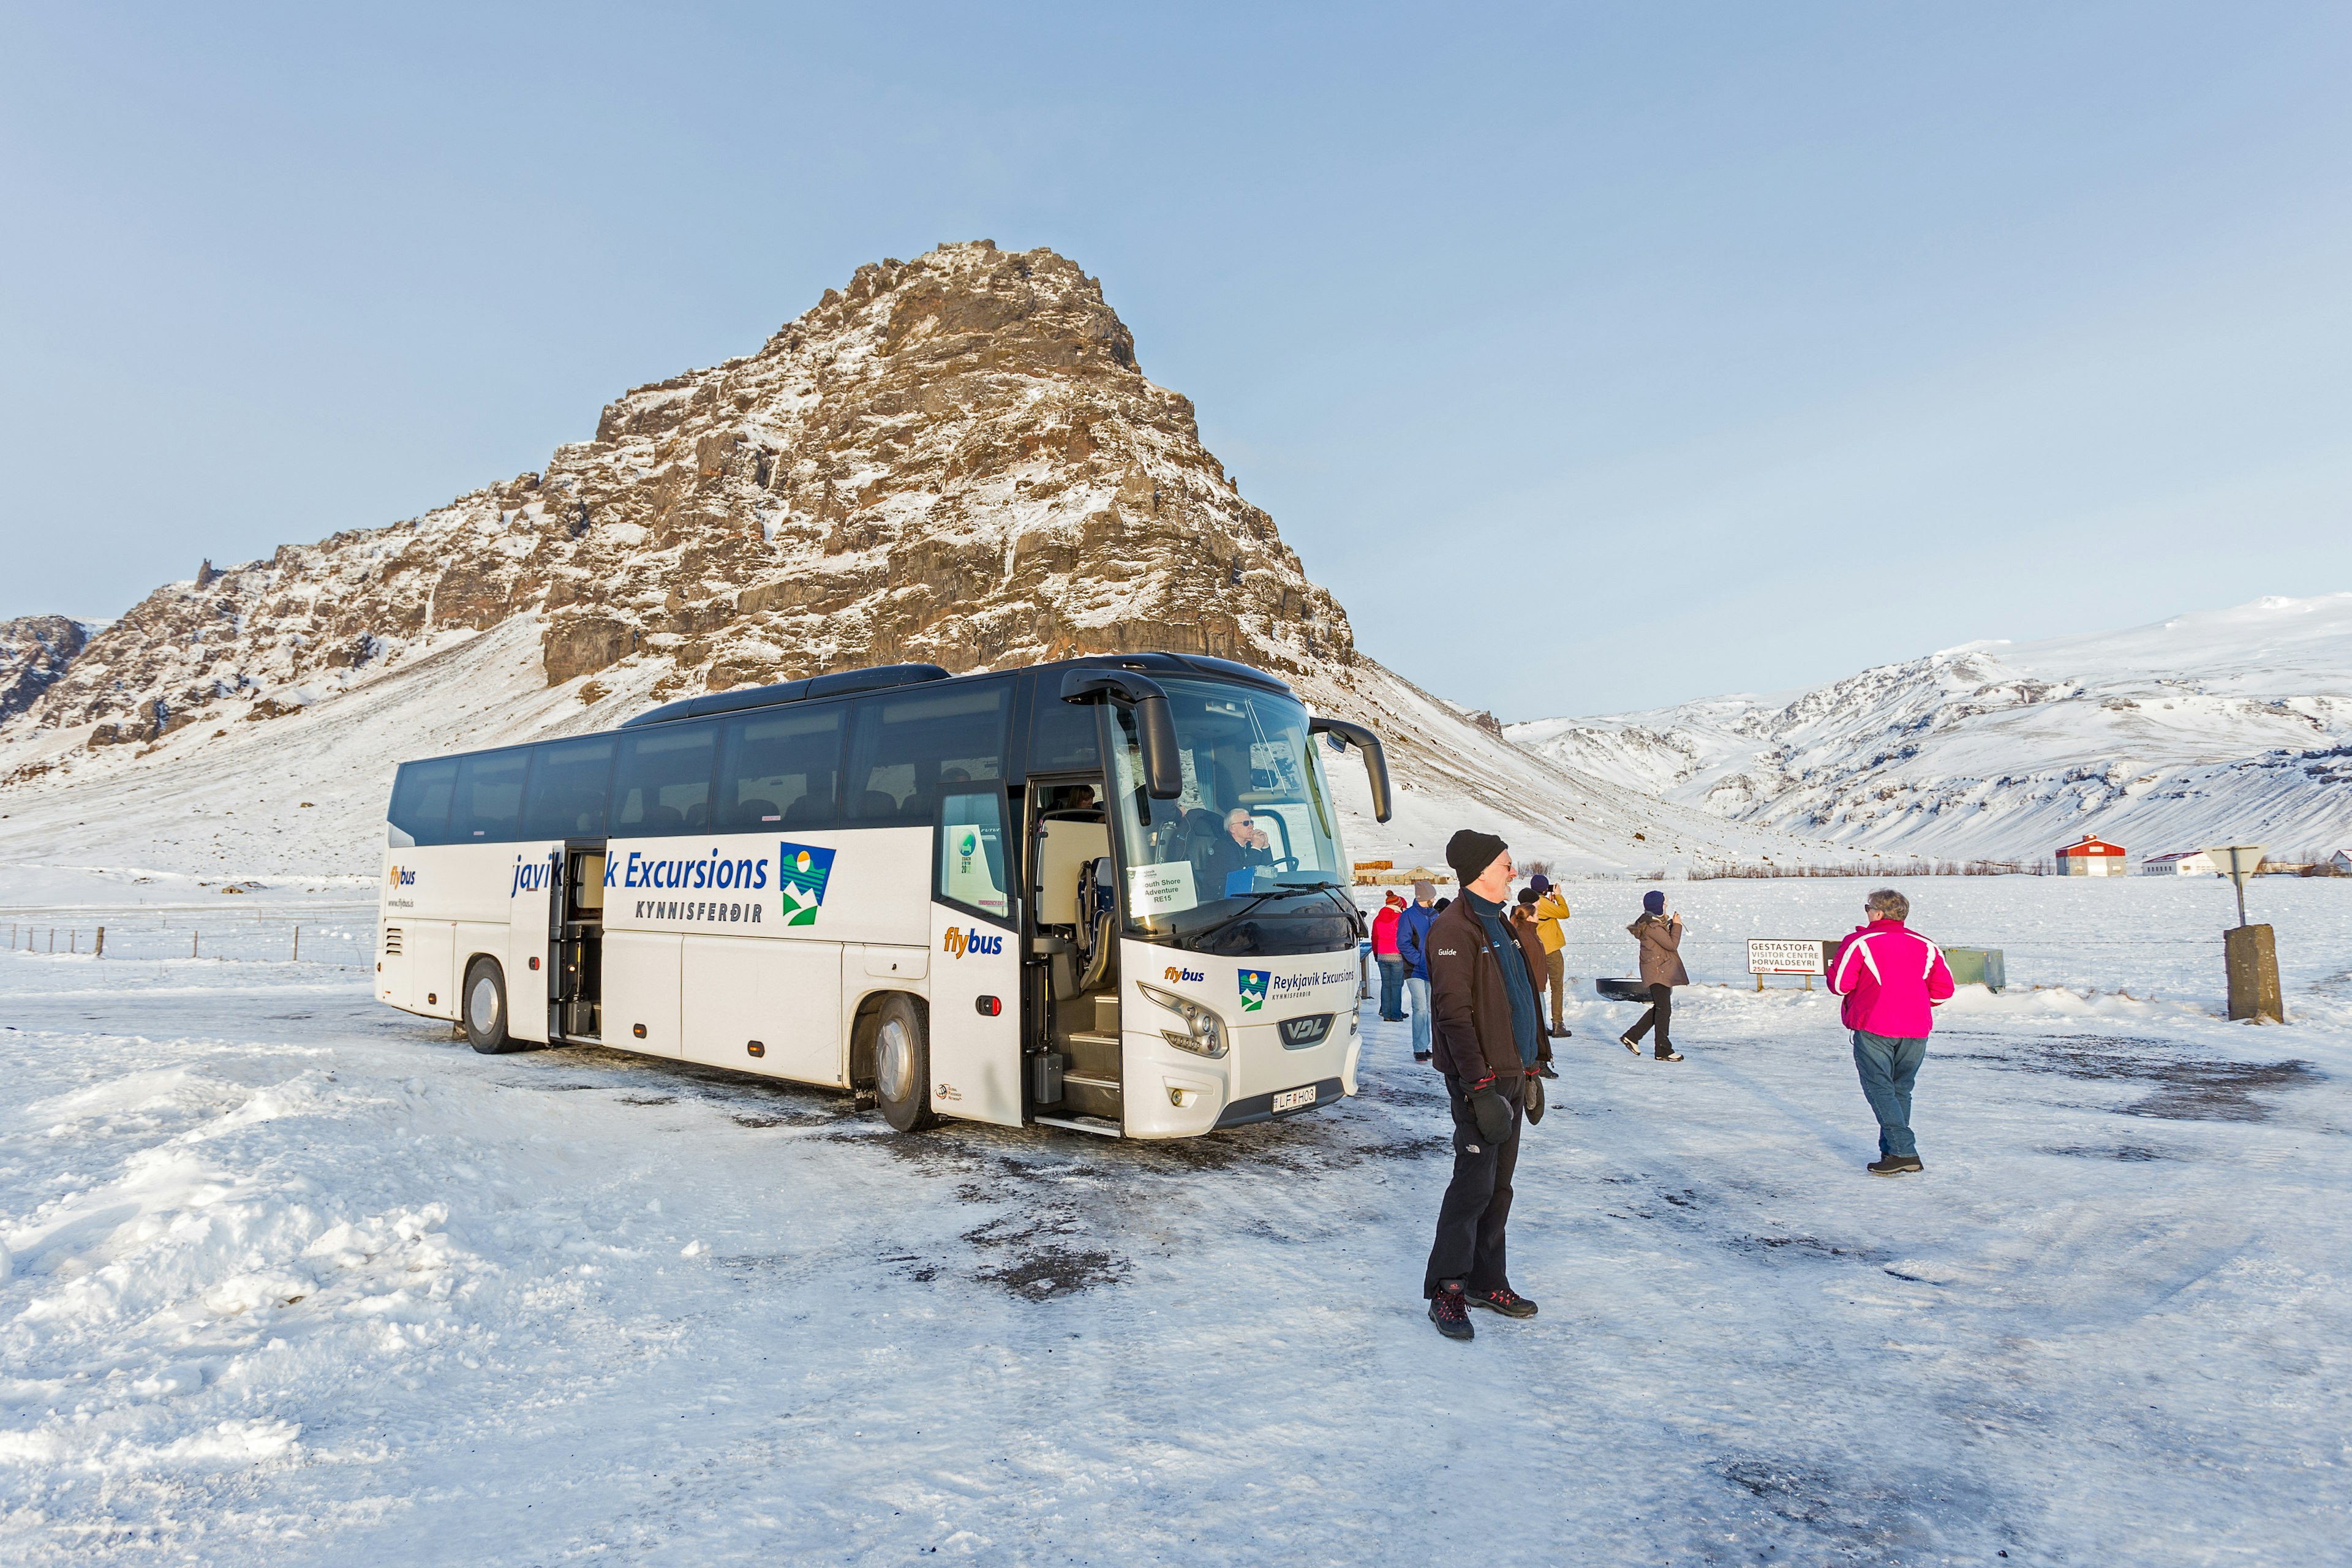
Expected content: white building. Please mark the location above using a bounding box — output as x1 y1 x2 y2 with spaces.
2142 850 2218 876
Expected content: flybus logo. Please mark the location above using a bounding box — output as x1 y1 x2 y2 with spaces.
1163 965 1205 984
386 865 416 888
1238 969 1271 1011
777 841 836 927
942 927 1003 959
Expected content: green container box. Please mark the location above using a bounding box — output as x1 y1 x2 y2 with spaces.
1942 946 2006 992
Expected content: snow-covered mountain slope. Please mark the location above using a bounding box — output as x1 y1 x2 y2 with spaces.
0 241 1835 880
1512 594 2352 862
0 612 1822 880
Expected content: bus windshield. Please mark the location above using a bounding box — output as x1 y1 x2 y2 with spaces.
1106 677 1356 952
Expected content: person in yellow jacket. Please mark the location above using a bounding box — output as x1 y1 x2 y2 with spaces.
1525 874 1574 1040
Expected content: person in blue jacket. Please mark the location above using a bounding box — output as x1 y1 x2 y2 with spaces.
1396 878 1441 1063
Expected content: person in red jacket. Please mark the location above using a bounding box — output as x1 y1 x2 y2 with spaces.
1827 888 1956 1177
1371 891 1407 1020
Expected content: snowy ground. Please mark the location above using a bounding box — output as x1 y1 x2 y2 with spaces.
1 873 2345 1564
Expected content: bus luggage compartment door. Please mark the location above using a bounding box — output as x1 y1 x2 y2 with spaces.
927 904 1022 1126
682 935 842 1085
602 930 682 1056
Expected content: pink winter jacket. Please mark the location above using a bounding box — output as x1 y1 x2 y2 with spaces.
1827 919 1955 1038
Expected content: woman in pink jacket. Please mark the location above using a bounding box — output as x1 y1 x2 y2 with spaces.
1827 888 1956 1177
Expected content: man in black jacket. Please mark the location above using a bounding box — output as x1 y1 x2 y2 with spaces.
1422 829 1548 1340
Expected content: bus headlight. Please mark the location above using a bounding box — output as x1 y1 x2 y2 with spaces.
1136 981 1229 1059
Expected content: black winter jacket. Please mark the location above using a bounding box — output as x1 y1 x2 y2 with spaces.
1425 894 1548 1084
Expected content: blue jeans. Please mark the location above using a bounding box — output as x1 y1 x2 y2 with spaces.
1405 975 1432 1055
1377 957 1405 1019
1852 1030 1928 1158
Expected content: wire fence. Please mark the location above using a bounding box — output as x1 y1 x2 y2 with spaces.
0 906 381 968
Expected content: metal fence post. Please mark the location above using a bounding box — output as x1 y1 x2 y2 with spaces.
192 929 200 959
293 926 301 962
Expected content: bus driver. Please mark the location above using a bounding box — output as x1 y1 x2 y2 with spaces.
1197 805 1274 895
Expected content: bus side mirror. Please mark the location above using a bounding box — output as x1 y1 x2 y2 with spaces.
1310 717 1392 823
1060 669 1183 800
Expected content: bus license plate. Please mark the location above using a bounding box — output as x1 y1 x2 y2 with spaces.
1272 1085 1316 1114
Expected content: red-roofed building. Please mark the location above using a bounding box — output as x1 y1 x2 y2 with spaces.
2057 834 2128 876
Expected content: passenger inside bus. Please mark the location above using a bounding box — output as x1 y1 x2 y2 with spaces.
1193 805 1275 895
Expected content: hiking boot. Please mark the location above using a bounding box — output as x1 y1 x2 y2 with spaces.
1536 1061 1559 1079
1428 1287 1474 1341
1413 1051 1432 1064
1619 1035 1640 1054
1468 1285 1538 1319
1654 1048 1683 1062
1548 1027 1573 1039
1868 1155 1924 1177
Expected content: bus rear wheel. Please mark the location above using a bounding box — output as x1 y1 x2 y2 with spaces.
872 993 935 1132
462 957 515 1054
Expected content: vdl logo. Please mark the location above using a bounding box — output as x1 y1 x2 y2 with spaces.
1238 969 1271 1012
386 865 416 888
943 927 1003 959
1163 965 1205 984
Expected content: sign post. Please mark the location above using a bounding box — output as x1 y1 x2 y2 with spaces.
1747 938 1831 992
2202 843 2283 1023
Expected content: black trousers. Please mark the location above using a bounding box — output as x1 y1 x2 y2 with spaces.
1626 983 1673 1052
1423 1074 1523 1298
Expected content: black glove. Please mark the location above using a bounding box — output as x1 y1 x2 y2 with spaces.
1471 1085 1513 1144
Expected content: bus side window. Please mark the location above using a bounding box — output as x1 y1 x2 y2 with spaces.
390 757 458 845
452 750 529 842
845 680 1011 825
612 722 717 835
938 791 1011 921
1027 688 1100 771
521 736 614 839
715 707 842 831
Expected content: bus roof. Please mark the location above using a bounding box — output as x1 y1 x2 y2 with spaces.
616 652 1294 732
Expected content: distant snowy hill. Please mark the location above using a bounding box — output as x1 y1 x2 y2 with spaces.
1510 594 2352 863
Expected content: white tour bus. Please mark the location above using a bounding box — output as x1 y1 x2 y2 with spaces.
376 654 1393 1139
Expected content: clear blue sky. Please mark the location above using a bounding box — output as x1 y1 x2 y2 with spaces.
4 3 2347 718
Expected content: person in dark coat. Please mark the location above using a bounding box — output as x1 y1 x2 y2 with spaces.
1422 829 1549 1340
1396 880 1440 1063
1619 889 1689 1061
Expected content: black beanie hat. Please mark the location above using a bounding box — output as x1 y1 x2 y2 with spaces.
1446 829 1508 888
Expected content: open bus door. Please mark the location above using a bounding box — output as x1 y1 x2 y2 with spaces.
550 841 605 1042
923 787 1023 1125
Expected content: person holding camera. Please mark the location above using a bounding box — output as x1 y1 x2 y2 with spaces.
1421 829 1548 1341
1619 890 1687 1061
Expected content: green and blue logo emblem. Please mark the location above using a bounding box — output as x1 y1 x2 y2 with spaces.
1238 968 1270 1012
777 841 836 926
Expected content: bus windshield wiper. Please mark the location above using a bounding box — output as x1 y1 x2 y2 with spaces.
1180 881 1357 950
1178 889 1292 949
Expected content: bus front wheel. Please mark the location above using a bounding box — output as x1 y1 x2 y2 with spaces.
462 957 515 1054
872 994 936 1132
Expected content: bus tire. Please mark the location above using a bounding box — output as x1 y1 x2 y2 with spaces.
462 957 515 1054
872 993 936 1132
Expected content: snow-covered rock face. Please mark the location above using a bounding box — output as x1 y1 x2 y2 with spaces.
7 241 1354 750
0 241 1844 877
0 617 91 723
1512 593 2352 861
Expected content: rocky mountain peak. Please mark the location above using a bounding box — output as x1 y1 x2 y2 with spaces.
9 241 1353 749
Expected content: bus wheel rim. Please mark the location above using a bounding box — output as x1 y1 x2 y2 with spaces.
470 976 498 1033
876 1018 912 1102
